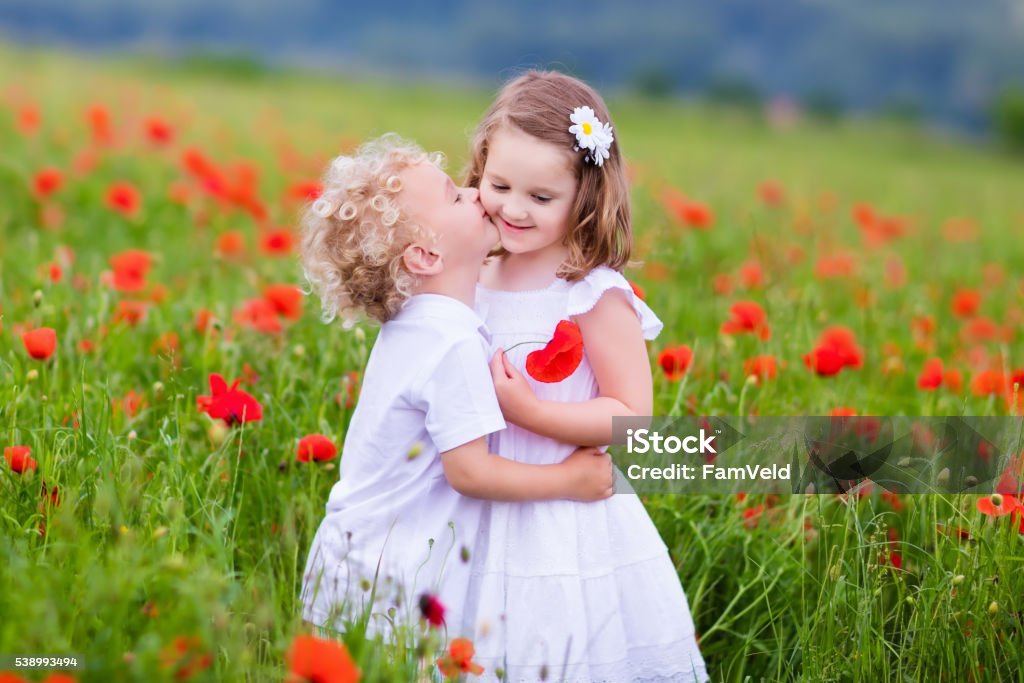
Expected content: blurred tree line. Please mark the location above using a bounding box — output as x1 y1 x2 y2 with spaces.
1 0 1023 135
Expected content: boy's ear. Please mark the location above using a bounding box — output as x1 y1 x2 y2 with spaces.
403 244 443 276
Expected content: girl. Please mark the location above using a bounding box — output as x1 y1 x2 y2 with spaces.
298 135 614 642
465 71 709 681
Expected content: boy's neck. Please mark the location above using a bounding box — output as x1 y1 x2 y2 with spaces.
412 264 480 309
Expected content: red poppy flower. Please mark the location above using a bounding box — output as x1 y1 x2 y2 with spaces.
86 104 113 145
286 634 360 683
803 326 863 377
758 180 785 207
159 635 213 681
234 298 283 334
943 368 963 393
18 104 41 134
738 260 764 290
525 320 584 383
711 273 734 296
830 407 858 416
260 229 295 256
33 168 63 198
297 434 338 462
4 446 37 474
951 289 980 318
721 301 770 340
285 180 323 202
743 355 778 382
628 281 645 300
814 252 857 279
216 231 246 258
970 370 1005 397
109 249 152 292
658 345 693 381
144 117 174 145
22 327 57 360
106 182 142 217
977 494 1020 517
112 300 148 327
437 638 484 679
663 190 714 229
194 308 218 334
196 373 263 426
917 358 944 390
264 284 304 321
419 592 446 628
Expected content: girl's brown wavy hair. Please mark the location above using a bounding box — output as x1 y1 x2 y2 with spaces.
464 70 631 281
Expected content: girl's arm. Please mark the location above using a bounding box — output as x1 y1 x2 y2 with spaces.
440 439 613 502
492 288 653 446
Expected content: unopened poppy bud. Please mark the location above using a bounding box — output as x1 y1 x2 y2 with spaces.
33 289 43 306
988 601 1000 615
460 545 471 563
152 381 165 397
964 475 978 488
952 574 965 585
27 369 39 382
354 327 366 343
936 467 950 486
127 430 137 440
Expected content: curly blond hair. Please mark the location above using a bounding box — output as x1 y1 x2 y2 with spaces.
300 134 443 325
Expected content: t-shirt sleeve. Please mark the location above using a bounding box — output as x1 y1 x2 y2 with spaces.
419 335 507 453
566 266 664 340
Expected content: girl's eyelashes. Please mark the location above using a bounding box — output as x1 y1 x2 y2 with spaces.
533 195 552 204
489 182 551 203
489 183 509 192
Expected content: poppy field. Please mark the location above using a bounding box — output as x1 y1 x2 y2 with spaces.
2 46 1024 682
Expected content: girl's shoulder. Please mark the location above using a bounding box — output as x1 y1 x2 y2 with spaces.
567 266 663 340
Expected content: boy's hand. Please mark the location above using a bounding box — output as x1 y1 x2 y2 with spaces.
558 446 614 501
490 349 540 426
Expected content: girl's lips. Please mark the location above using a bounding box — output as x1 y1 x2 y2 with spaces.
501 218 532 231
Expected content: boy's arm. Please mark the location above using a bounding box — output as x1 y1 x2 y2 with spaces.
440 438 613 502
491 289 653 446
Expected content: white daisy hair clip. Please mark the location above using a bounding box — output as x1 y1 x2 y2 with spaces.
568 106 614 167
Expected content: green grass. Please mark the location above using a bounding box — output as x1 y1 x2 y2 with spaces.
1 44 1023 682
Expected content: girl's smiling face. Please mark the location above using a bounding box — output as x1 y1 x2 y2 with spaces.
480 125 579 262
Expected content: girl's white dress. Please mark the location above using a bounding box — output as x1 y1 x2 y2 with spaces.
470 266 708 683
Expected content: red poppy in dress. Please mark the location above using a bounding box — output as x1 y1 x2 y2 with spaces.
109 249 152 292
917 358 944 390
658 345 693 381
628 281 645 300
286 634 360 683
296 434 338 462
159 635 213 681
260 228 295 256
106 182 142 217
419 592 446 627
4 446 37 474
721 301 770 341
437 638 484 679
264 284 304 321
525 320 584 383
33 168 63 198
144 117 174 145
22 327 57 360
196 373 263 426
234 298 283 334
951 289 980 318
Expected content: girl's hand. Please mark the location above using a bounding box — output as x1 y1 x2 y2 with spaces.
558 446 614 501
490 349 539 425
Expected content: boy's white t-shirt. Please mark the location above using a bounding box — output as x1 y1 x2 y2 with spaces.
302 293 506 633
